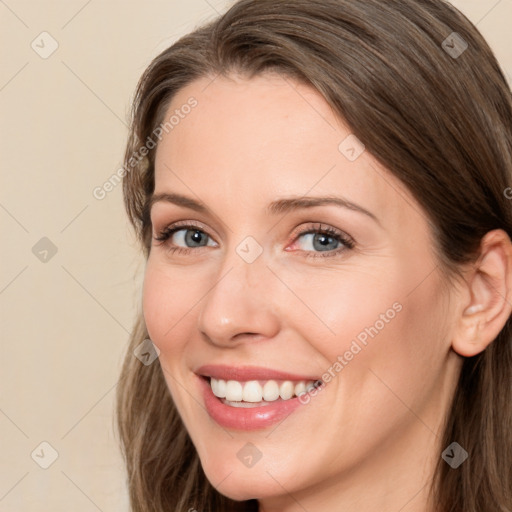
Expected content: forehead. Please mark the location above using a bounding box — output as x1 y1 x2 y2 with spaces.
156 73 346 173
153 73 415 226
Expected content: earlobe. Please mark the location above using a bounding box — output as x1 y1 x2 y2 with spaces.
453 312 485 358
451 229 512 358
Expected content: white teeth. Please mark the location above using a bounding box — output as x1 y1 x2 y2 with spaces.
242 380 263 403
262 380 280 401
294 381 306 396
216 378 226 398
211 377 219 397
223 399 273 408
279 381 294 400
211 378 226 398
225 380 243 401
209 377 318 403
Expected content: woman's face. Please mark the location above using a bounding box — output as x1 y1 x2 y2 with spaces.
143 73 462 506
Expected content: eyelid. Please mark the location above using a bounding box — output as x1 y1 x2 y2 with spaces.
289 222 354 245
154 219 218 242
150 205 227 241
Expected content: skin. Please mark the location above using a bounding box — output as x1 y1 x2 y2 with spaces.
142 73 512 511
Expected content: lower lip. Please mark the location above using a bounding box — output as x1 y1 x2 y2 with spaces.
198 376 304 430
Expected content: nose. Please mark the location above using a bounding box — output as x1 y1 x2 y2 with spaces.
196 246 281 347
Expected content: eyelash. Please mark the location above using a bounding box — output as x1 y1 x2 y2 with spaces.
153 221 355 259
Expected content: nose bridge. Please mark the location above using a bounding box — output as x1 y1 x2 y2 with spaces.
197 238 280 345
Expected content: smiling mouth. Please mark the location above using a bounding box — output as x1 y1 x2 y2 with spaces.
205 376 320 407
196 366 324 429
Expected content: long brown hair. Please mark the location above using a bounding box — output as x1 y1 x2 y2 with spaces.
116 1 512 510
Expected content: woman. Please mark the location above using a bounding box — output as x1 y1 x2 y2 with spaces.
116 1 512 510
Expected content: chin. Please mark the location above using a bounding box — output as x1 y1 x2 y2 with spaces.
198 454 289 502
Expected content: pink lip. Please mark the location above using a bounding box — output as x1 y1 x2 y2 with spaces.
195 364 320 382
195 365 321 431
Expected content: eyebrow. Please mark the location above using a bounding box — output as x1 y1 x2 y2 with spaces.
149 192 379 224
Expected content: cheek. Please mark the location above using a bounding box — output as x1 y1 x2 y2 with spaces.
142 262 202 414
284 264 408 361
142 262 197 353
288 261 447 391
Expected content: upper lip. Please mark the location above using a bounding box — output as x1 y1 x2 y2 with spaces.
195 364 320 382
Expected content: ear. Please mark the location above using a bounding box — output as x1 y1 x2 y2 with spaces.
452 229 512 358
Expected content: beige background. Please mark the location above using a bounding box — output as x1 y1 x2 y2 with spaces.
0 1 511 511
